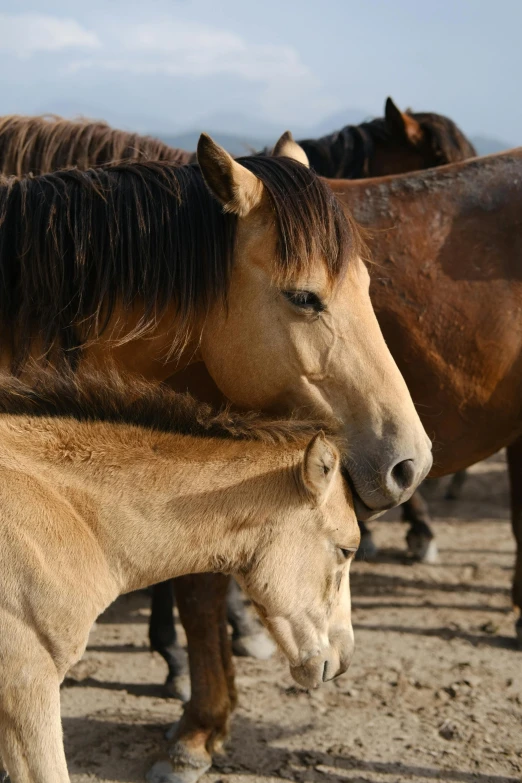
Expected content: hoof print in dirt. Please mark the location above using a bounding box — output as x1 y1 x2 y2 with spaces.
438 719 461 741
232 630 276 659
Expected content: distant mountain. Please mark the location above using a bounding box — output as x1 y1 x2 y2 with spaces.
301 108 368 138
180 111 284 140
158 108 372 155
471 135 513 155
161 131 270 157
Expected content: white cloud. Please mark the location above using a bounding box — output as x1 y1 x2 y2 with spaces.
70 21 309 83
68 19 336 124
0 13 100 57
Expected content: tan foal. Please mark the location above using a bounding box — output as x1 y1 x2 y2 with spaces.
0 371 360 783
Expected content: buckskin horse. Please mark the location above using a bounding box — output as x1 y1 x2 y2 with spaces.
0 134 431 782
0 366 360 783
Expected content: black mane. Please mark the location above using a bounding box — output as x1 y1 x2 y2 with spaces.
0 155 356 369
0 365 329 445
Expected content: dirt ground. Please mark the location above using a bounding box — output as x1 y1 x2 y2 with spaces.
62 450 522 783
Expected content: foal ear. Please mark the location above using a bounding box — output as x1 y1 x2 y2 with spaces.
385 97 423 146
272 130 310 167
301 432 340 505
197 133 264 217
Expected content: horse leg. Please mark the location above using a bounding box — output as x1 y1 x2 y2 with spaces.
227 579 275 660
0 642 69 783
507 437 522 647
149 581 190 702
403 490 438 563
147 573 234 783
355 520 378 560
445 469 468 500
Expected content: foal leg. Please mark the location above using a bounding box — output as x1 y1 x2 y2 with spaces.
403 490 438 563
0 645 69 783
149 581 190 701
148 573 234 783
507 437 522 647
227 579 275 660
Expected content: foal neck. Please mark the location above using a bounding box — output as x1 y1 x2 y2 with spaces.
1 416 302 593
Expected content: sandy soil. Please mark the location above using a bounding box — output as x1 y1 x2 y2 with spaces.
62 450 522 783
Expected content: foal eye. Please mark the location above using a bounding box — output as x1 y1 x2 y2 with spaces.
282 290 325 313
339 547 356 560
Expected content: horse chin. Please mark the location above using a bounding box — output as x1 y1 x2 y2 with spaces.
352 496 389 522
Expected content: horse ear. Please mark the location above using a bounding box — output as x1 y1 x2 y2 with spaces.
301 432 340 505
272 130 309 167
197 133 264 217
385 97 423 145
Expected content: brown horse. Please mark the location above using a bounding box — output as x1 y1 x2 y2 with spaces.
0 114 193 175
0 366 359 783
0 135 431 782
263 97 477 178
283 97 476 562
328 148 522 642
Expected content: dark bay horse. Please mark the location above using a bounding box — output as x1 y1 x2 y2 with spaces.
288 97 477 562
329 148 522 642
265 97 476 178
0 135 431 782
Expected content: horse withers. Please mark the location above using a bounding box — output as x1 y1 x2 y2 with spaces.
0 368 359 783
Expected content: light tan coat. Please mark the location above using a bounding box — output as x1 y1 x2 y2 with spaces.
0 378 359 783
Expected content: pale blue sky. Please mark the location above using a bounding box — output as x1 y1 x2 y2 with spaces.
0 0 519 142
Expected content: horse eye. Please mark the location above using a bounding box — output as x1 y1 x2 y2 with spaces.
339 547 356 560
282 290 325 313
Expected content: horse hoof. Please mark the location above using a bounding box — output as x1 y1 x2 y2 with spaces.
355 531 378 561
232 630 276 659
148 737 212 783
165 674 191 702
407 533 439 563
147 759 210 783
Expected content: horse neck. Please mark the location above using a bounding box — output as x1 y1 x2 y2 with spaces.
4 417 298 593
83 300 207 382
298 126 364 178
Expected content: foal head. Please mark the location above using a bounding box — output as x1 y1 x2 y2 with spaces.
236 432 360 689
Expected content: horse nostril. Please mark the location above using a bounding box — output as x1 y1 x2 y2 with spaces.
390 458 416 491
322 660 329 682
